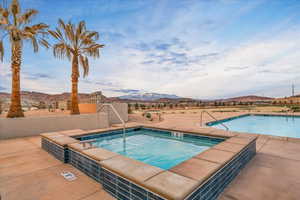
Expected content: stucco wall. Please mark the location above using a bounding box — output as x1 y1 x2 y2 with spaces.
79 103 97 113
99 102 128 125
0 113 109 139
79 103 128 124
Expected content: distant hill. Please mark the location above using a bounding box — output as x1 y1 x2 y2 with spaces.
0 91 93 105
154 97 196 103
216 95 274 102
0 92 274 106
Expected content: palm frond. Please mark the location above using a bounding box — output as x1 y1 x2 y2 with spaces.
58 18 66 30
65 22 75 45
79 55 89 77
83 43 104 58
76 21 85 38
55 27 64 40
80 31 99 46
86 31 99 40
31 23 49 32
0 8 9 25
30 36 38 52
10 0 20 16
48 30 61 40
22 23 48 39
75 21 85 47
0 5 7 24
53 42 71 60
19 9 37 24
23 26 34 35
38 38 50 49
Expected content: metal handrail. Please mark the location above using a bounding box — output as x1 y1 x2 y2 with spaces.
286 109 295 121
80 139 96 148
200 110 229 131
97 103 126 146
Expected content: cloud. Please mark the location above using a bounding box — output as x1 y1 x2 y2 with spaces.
100 31 125 41
0 86 6 91
141 60 155 65
130 38 219 69
107 24 300 98
0 63 11 77
25 73 53 80
155 43 172 51
130 42 151 52
1 0 299 99
107 89 141 94
225 66 250 71
94 81 115 87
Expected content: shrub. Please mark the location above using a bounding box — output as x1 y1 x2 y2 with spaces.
146 113 152 119
128 106 132 114
289 106 300 112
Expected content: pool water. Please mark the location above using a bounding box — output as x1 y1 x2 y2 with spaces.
209 114 300 138
90 128 222 169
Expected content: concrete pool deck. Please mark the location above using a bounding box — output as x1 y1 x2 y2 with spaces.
1 112 300 199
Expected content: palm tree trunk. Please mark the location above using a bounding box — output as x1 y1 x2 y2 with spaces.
71 55 80 115
7 41 24 118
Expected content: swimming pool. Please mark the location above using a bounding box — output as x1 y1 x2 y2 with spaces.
80 128 223 169
208 114 300 138
42 126 256 200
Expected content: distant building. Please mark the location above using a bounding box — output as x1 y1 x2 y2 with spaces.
77 91 104 113
90 91 103 104
273 96 300 105
58 100 71 110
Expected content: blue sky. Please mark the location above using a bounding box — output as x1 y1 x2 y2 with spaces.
1 0 300 99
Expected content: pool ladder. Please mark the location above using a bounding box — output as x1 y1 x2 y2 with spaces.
171 131 183 139
97 103 126 150
80 139 96 149
200 110 229 131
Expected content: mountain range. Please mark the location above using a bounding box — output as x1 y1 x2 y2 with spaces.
0 91 274 105
214 95 274 102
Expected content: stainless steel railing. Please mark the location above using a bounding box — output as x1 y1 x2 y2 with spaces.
97 103 126 149
200 110 229 131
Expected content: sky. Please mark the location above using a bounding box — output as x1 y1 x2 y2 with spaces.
1 0 300 99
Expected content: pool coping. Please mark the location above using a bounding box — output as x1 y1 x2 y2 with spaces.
41 126 257 200
205 112 300 142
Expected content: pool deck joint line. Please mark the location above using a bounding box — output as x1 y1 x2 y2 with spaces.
2 113 300 200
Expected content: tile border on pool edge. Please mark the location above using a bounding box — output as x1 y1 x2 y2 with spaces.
142 127 226 143
41 137 68 163
67 147 167 200
185 139 256 200
69 125 230 142
41 126 257 200
69 149 102 183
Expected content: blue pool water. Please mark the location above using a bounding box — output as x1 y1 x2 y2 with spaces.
209 114 300 138
89 128 222 169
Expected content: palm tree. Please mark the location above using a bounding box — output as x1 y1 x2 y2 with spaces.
49 19 104 114
0 0 49 118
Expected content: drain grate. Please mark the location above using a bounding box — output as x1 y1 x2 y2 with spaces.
61 172 77 181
